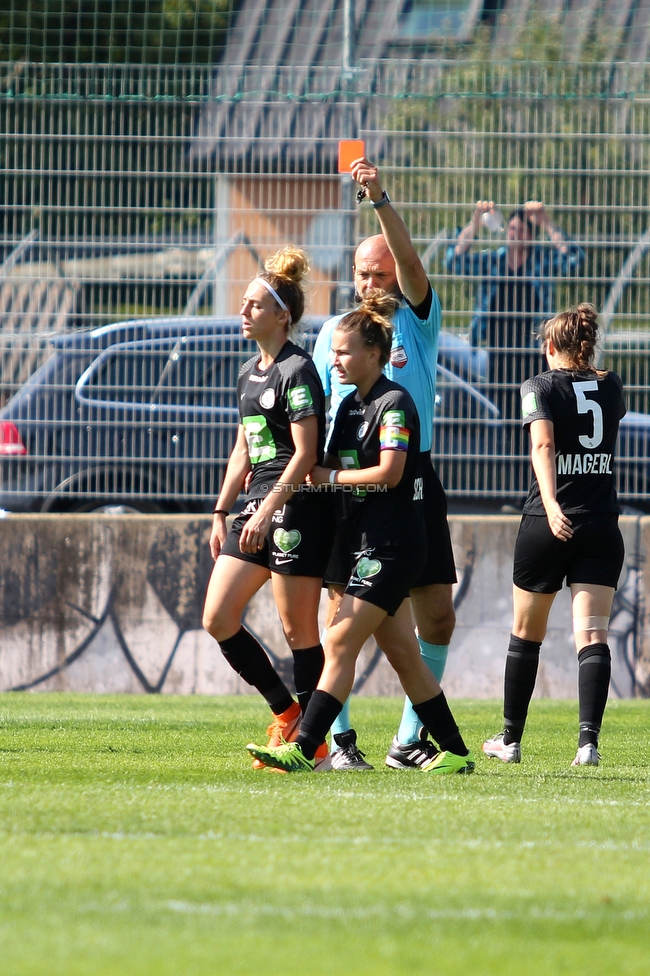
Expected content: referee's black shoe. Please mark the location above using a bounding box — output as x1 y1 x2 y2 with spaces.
385 727 440 769
330 729 374 771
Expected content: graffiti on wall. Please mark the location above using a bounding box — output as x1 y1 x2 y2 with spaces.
0 516 646 698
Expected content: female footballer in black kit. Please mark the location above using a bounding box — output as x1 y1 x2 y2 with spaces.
247 292 474 774
202 247 334 768
483 303 626 767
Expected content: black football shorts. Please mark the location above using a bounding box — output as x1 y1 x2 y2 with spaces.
344 542 427 616
411 454 457 588
513 512 625 594
220 491 335 578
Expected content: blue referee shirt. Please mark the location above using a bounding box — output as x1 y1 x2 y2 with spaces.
312 286 441 453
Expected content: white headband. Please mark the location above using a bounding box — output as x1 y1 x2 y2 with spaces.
254 277 291 321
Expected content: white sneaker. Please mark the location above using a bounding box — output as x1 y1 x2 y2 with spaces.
571 743 600 767
482 731 521 763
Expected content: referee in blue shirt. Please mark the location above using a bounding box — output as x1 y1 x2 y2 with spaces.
313 157 457 771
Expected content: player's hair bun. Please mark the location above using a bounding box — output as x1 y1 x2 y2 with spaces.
336 288 396 367
357 290 400 321
542 302 600 371
264 246 310 285
256 246 310 331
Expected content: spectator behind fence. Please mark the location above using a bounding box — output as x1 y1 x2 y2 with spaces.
445 201 585 426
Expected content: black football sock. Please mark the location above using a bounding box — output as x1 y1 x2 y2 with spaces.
503 635 541 744
413 692 469 756
292 644 325 715
297 690 343 760
218 627 294 715
577 643 611 748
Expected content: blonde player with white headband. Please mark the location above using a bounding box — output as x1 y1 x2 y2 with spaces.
483 303 626 768
203 247 335 769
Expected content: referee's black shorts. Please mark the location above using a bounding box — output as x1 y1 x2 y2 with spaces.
412 454 457 588
513 512 625 594
324 454 456 589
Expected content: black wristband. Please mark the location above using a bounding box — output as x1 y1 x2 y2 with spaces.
213 508 229 516
371 190 391 210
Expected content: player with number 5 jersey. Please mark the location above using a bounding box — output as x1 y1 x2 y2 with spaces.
483 303 626 769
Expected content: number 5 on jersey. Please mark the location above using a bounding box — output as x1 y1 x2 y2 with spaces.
572 381 603 449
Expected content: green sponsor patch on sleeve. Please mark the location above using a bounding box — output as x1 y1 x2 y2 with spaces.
287 384 314 411
382 409 406 427
521 391 538 418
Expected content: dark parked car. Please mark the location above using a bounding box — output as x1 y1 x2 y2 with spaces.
0 315 647 513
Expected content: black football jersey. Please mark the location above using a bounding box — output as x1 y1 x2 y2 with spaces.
520 368 626 515
327 375 424 548
237 341 326 499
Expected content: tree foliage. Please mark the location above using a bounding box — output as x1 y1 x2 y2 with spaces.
0 1 237 64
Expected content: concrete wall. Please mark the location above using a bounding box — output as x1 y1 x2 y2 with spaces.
0 514 648 698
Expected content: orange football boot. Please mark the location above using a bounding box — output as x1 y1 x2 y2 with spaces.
252 701 302 770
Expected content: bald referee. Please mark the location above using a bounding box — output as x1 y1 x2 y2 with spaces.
312 157 456 771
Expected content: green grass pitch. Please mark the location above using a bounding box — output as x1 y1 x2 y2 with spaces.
1 694 649 976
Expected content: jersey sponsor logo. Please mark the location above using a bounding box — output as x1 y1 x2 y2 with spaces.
273 528 302 553
413 477 423 501
357 421 369 439
521 391 538 417
242 415 276 464
247 374 266 383
347 408 365 417
356 556 382 579
339 450 360 470
390 345 408 369
287 384 314 411
382 410 406 427
339 450 365 497
259 387 276 409
271 506 286 523
557 453 612 475
348 553 383 588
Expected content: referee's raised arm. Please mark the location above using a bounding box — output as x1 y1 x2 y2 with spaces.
350 157 430 308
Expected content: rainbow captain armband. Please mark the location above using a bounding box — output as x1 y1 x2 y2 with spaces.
380 410 410 451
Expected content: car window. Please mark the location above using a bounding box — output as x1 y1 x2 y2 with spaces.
76 335 255 412
186 361 245 408
174 338 253 409
80 348 171 404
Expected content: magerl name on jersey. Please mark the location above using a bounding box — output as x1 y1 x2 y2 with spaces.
556 453 613 475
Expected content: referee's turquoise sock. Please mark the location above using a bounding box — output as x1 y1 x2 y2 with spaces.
397 641 449 745
321 623 352 739
330 697 352 739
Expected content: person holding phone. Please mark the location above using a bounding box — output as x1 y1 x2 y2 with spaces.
312 155 457 771
483 304 625 767
445 202 584 452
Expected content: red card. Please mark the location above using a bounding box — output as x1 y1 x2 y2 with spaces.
338 140 365 173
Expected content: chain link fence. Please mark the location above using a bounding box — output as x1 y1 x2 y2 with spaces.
1 58 650 509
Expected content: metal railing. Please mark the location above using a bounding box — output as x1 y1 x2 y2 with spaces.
2 59 650 508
